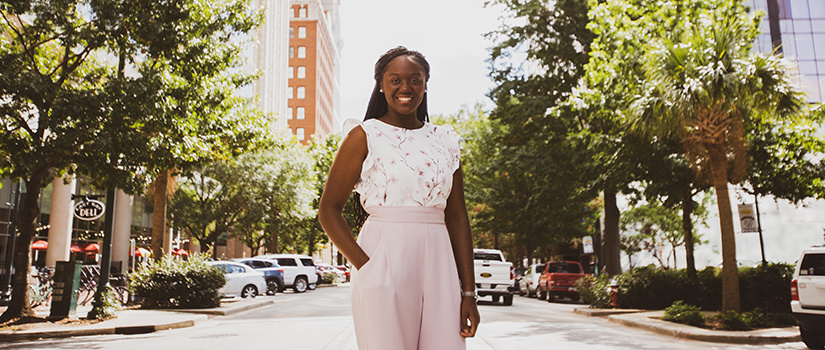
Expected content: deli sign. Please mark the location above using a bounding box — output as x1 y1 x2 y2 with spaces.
74 199 105 221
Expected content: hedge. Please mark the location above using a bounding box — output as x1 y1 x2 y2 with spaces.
129 254 225 309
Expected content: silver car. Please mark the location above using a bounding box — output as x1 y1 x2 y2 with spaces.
208 261 267 298
518 263 544 298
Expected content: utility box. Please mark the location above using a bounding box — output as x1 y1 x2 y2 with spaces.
50 260 82 319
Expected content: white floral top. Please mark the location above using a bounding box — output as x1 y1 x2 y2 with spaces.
344 118 461 210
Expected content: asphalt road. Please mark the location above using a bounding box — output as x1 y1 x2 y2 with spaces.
2 285 811 349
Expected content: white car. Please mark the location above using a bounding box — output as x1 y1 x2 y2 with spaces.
791 246 825 349
208 261 267 298
518 263 544 298
256 254 319 293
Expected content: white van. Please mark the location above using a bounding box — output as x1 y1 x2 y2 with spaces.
791 246 825 349
257 254 319 293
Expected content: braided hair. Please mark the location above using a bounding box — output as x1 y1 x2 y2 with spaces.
353 46 432 227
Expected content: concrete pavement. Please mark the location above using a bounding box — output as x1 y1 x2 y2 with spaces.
0 284 802 347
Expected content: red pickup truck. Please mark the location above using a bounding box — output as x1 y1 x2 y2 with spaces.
537 261 584 302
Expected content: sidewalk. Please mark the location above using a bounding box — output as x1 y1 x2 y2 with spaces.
0 294 281 341
574 308 801 345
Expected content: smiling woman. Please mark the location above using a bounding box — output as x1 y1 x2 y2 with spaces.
319 46 480 350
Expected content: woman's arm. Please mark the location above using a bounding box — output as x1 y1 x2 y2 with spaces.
318 126 370 269
444 165 480 337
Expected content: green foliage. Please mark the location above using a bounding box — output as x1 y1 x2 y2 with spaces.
712 311 752 331
129 254 225 309
738 263 794 313
620 200 684 268
575 274 613 309
662 301 705 327
88 287 123 320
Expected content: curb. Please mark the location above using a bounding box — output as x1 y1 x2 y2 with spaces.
0 314 207 341
573 307 645 317
170 298 278 316
607 311 801 345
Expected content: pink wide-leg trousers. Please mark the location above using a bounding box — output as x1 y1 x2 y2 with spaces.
351 206 465 350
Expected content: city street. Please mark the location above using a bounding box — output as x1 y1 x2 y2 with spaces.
1 285 810 350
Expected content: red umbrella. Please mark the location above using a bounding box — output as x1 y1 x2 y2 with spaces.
174 249 189 256
32 240 48 251
85 243 100 253
71 244 82 253
134 247 151 257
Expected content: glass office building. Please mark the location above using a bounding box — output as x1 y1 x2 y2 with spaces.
746 0 825 103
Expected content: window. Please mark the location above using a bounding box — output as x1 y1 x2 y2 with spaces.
287 87 293 99
300 258 315 267
286 107 293 119
288 66 294 79
299 7 307 18
298 46 306 58
289 26 294 38
289 46 294 58
297 86 305 99
473 252 502 261
296 127 305 140
800 253 825 276
298 26 306 38
297 66 306 79
276 258 297 266
296 107 305 119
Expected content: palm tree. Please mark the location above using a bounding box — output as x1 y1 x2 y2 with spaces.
630 14 803 311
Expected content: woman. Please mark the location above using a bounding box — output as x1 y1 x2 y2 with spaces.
318 46 480 349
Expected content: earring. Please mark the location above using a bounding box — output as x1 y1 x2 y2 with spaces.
380 89 383 93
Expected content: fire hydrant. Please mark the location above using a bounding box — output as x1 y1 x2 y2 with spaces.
608 278 619 308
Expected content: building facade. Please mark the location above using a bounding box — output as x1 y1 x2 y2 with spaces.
287 0 342 144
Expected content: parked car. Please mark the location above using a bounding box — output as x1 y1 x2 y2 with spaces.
318 263 345 283
232 258 285 295
335 265 351 282
257 254 319 293
473 249 515 305
518 263 544 298
791 246 825 349
207 261 267 298
537 261 585 302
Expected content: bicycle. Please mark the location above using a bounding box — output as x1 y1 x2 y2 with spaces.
28 266 54 308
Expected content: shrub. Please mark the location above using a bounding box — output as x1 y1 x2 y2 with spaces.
129 254 225 309
741 308 772 328
738 263 794 314
576 274 612 309
713 311 752 331
662 301 705 326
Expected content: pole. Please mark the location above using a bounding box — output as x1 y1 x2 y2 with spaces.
0 180 22 305
755 194 767 267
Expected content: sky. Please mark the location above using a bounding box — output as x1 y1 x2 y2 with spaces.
336 0 504 129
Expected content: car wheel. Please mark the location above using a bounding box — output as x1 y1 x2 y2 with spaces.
518 287 526 296
801 328 825 349
266 279 281 295
293 276 308 293
547 292 555 302
538 288 547 300
529 288 536 298
502 295 513 306
241 284 258 298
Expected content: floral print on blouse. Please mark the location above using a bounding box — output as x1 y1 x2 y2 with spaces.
344 118 461 211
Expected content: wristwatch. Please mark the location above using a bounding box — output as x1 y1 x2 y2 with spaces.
461 290 477 301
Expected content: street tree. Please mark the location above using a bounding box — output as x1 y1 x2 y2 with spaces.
0 0 264 321
630 5 805 311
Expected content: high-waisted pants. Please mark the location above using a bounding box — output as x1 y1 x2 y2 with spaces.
351 206 465 350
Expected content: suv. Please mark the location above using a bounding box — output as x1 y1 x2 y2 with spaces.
257 254 319 293
232 258 285 295
791 246 825 349
537 261 584 302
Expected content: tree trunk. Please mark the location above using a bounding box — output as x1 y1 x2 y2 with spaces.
602 190 622 276
152 170 170 261
681 185 697 280
708 144 741 312
0 171 46 322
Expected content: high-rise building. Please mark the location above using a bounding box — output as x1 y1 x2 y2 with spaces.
251 0 292 130
747 0 825 102
287 0 342 144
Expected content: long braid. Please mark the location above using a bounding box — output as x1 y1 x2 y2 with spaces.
353 46 431 229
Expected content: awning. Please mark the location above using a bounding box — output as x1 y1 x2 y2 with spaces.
134 247 151 257
32 240 48 251
173 248 189 256
71 244 82 253
85 243 100 253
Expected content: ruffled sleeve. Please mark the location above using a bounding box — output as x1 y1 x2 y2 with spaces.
440 124 462 173
346 119 375 195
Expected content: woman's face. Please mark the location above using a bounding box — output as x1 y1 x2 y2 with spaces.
380 56 426 118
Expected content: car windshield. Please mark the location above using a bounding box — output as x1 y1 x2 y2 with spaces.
548 263 582 273
800 253 825 276
474 253 502 261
